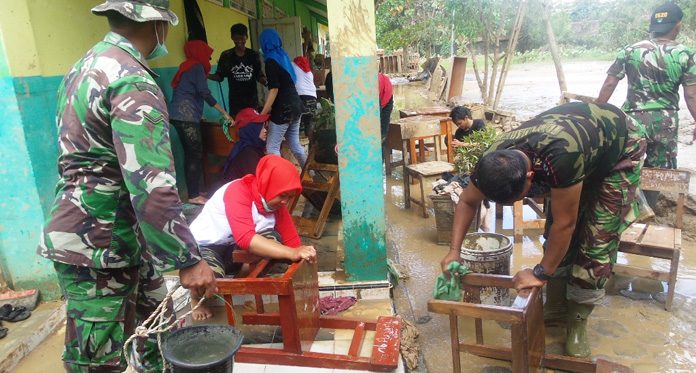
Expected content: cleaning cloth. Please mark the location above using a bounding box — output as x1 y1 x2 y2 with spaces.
433 261 472 301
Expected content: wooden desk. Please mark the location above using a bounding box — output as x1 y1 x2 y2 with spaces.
398 106 450 119
385 114 454 175
200 121 238 187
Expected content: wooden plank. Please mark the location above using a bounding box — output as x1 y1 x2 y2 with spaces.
216 278 292 295
396 115 443 140
459 343 600 373
291 260 321 353
348 322 366 356
428 300 523 323
461 273 515 288
612 264 670 282
449 314 462 373
320 315 379 331
619 241 675 259
596 358 635 373
641 168 690 194
370 316 401 371
640 225 675 250
241 312 281 326
620 224 646 244
406 160 454 176
236 347 374 370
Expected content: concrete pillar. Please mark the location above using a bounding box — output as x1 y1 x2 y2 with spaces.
327 0 386 281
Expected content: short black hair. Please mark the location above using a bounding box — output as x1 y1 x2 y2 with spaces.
474 150 528 203
230 23 248 37
450 106 471 121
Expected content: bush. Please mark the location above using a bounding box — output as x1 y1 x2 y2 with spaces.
453 127 499 175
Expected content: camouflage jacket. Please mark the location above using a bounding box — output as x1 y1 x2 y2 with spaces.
474 103 641 189
607 39 696 112
37 32 201 271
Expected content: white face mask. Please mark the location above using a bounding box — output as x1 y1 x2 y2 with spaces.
147 22 168 60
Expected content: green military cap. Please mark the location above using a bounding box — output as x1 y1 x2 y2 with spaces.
92 0 179 26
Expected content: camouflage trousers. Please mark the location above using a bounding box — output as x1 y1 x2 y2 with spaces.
201 229 281 278
546 119 647 304
54 261 172 373
628 109 678 169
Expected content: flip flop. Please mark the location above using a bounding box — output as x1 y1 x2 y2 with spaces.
0 304 11 319
2 306 30 323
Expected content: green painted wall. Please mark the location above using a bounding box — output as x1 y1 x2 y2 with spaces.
0 0 251 298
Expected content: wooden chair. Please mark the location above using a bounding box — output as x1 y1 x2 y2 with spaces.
384 112 454 175
428 273 633 373
615 168 691 311
399 116 455 218
200 121 238 188
513 197 546 242
287 147 341 239
215 255 401 371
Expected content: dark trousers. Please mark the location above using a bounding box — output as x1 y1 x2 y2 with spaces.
171 119 203 199
380 96 394 144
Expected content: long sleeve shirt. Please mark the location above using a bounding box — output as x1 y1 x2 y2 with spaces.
37 32 201 271
169 63 218 123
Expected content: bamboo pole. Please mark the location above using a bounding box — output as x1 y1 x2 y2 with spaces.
542 0 567 95
492 0 528 110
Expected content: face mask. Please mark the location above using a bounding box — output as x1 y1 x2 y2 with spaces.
261 196 276 212
147 22 168 60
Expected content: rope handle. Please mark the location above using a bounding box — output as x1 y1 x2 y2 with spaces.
123 286 207 373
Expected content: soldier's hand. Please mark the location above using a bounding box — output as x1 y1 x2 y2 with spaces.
179 260 218 300
512 268 545 292
440 250 461 279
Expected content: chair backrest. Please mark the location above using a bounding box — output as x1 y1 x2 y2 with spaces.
397 115 444 163
641 168 691 229
558 91 597 106
397 115 442 140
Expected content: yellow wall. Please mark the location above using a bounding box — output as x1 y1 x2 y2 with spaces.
1 0 250 78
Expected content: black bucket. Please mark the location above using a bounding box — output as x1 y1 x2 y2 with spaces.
162 324 244 373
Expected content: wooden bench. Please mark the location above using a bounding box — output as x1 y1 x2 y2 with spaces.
428 273 633 372
215 255 401 371
615 168 691 311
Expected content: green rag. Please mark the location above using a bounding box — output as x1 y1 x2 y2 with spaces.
433 261 472 301
218 116 235 142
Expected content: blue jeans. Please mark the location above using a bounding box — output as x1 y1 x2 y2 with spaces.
266 118 307 168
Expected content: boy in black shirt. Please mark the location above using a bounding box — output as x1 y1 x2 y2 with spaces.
209 23 267 117
450 106 485 148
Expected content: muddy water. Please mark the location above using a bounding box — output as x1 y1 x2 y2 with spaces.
388 68 696 372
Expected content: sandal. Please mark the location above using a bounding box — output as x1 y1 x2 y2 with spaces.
0 304 11 319
1 306 30 323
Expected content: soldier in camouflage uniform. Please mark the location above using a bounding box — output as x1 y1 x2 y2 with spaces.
598 3 696 173
36 1 217 372
441 102 647 358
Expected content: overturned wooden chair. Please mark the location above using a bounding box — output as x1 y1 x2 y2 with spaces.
615 168 691 311
215 252 401 371
288 147 341 239
428 273 633 373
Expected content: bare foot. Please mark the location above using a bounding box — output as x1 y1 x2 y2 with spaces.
188 196 208 205
192 302 213 321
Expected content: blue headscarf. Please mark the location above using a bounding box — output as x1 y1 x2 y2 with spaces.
259 28 296 83
223 122 266 175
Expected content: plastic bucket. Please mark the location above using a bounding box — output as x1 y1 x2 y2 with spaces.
460 233 513 306
162 324 244 373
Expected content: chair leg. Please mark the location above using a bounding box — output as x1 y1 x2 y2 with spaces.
513 200 524 242
404 170 411 209
419 176 428 218
665 249 680 311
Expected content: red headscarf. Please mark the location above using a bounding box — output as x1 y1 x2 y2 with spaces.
171 40 214 89
293 56 311 73
241 155 302 213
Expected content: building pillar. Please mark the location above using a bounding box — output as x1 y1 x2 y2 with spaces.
327 0 386 281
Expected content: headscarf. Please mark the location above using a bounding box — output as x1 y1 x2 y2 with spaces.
241 155 302 213
293 56 311 73
222 122 266 174
171 40 213 89
259 29 296 83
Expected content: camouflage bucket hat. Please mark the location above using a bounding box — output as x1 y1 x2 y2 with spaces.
92 0 179 26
